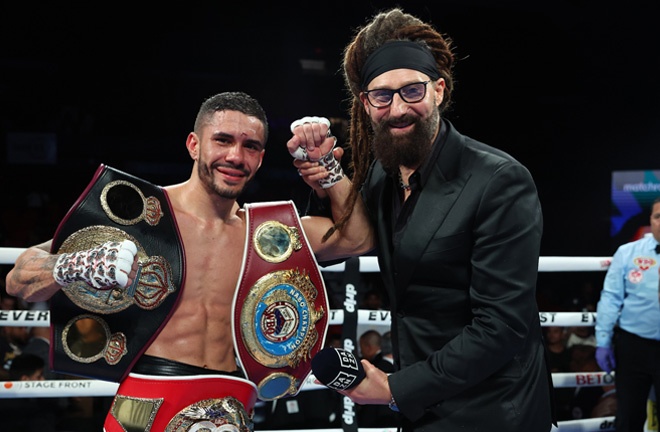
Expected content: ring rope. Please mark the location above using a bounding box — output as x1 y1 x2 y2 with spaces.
318 256 612 273
0 309 598 328
0 370 615 399
0 247 25 265
0 248 613 271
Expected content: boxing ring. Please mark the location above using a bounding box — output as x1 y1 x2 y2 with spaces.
0 249 657 432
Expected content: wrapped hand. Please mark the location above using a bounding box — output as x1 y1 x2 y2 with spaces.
53 239 138 289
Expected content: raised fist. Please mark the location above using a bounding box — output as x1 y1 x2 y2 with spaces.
53 239 138 289
288 116 336 161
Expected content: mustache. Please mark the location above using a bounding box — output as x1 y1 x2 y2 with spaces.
379 114 419 129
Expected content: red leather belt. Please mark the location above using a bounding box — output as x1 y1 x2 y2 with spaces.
232 201 329 400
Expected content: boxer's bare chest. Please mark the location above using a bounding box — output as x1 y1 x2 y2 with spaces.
177 213 246 301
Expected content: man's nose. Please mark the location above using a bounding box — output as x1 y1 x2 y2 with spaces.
226 144 245 162
389 93 410 114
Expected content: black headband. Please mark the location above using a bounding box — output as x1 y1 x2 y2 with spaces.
360 40 440 89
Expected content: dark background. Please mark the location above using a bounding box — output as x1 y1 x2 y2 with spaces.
2 0 660 259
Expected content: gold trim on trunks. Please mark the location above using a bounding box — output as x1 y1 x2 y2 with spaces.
111 395 163 432
252 220 302 263
57 226 176 314
100 179 164 226
239 269 324 369
62 314 127 365
165 397 253 432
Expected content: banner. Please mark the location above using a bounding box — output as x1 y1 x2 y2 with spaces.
611 170 660 247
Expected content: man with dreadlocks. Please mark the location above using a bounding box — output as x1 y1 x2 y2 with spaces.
288 8 556 432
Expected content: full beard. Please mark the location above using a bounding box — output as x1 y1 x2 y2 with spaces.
198 160 250 200
371 108 440 173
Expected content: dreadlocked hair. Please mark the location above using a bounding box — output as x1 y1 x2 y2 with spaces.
321 7 456 242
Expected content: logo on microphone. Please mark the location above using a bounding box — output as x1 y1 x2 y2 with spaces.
327 349 361 390
328 371 358 390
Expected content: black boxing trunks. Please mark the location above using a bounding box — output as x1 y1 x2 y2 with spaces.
131 354 246 378
49 164 184 383
232 201 329 401
103 360 258 432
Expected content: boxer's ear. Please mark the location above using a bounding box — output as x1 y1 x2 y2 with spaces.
186 132 200 161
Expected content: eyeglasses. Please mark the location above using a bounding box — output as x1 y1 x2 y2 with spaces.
363 81 431 108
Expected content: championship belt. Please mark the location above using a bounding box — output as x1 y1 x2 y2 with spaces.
49 164 184 383
105 373 258 432
232 201 329 400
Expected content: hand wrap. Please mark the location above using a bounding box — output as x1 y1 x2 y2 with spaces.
53 239 137 289
289 116 345 188
289 116 331 133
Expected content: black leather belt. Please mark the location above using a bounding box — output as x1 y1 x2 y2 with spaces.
49 164 184 383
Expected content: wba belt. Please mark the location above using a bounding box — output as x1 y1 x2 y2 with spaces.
49 164 184 383
232 201 329 400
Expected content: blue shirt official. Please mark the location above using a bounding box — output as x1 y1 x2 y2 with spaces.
596 232 660 347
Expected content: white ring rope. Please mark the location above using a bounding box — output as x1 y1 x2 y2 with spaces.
0 248 612 271
0 249 633 431
319 256 612 273
0 309 597 328
0 370 615 398
0 247 25 265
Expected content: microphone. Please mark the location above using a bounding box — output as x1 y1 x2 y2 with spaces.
311 347 366 390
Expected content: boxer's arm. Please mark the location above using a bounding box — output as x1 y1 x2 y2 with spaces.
289 117 374 261
6 240 64 302
302 174 374 262
295 146 346 210
6 239 139 303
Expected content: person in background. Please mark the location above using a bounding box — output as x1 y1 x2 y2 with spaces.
380 331 394 366
0 322 29 379
8 352 45 381
1 287 19 310
1 353 59 432
565 344 616 421
360 288 385 310
21 325 56 374
543 326 573 420
359 329 394 373
566 325 597 349
287 7 554 431
544 326 571 373
595 196 660 432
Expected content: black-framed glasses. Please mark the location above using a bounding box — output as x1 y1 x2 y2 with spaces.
363 80 431 108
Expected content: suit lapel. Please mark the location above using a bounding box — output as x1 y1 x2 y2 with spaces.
394 172 466 294
390 124 468 298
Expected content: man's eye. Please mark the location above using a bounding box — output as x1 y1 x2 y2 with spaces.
373 92 391 101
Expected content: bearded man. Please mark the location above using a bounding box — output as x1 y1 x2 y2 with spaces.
287 7 556 432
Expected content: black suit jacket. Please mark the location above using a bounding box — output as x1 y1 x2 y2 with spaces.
361 120 554 431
